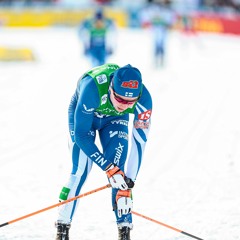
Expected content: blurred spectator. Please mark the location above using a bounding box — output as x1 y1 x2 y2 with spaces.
78 8 117 67
203 0 240 11
0 0 57 6
147 0 240 12
140 1 176 67
0 0 239 12
94 0 113 4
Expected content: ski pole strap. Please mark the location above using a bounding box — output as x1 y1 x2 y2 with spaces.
116 189 132 202
106 165 124 178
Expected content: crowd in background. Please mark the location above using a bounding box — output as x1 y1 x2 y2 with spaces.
0 0 239 13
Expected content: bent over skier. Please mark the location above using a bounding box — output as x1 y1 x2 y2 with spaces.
55 63 153 240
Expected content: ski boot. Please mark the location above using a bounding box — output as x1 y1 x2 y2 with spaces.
55 221 71 240
118 223 132 240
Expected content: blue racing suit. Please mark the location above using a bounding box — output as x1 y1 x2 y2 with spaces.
57 64 152 226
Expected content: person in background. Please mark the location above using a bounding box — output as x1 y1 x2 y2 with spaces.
140 1 176 68
78 8 116 67
55 63 153 240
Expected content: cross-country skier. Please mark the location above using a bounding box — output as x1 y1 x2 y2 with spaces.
78 8 116 67
140 1 175 67
55 63 153 240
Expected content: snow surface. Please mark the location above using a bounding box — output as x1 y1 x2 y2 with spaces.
0 27 240 240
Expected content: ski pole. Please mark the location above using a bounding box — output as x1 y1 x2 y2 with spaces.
0 184 111 228
132 211 204 240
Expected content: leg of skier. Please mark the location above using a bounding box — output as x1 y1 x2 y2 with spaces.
99 115 132 240
90 48 106 67
55 133 94 240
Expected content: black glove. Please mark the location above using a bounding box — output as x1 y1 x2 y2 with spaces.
124 176 135 189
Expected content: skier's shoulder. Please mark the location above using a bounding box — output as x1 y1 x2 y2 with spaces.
87 63 120 78
138 84 152 108
78 74 95 88
133 85 152 130
76 75 99 108
81 18 90 27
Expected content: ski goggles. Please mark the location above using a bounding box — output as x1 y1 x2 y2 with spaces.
111 86 139 105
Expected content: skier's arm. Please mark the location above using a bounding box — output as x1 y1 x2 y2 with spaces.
72 75 128 189
73 76 112 170
126 86 153 181
106 19 117 55
78 20 90 54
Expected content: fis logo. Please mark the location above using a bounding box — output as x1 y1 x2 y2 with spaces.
121 80 139 89
138 110 152 120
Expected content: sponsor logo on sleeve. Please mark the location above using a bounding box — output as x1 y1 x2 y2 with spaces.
134 120 150 129
109 131 128 140
109 131 118 138
113 143 124 165
138 110 152 120
111 120 128 126
82 104 95 114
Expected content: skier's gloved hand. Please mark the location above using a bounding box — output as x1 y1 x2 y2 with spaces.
106 164 128 190
116 189 133 217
